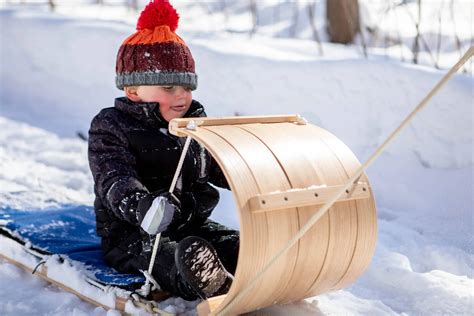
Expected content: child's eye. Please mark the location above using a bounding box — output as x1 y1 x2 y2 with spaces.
163 86 174 90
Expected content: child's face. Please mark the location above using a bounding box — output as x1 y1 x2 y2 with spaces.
134 85 193 122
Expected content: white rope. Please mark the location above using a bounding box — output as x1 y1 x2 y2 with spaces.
22 244 48 260
170 136 193 194
85 277 112 292
218 47 473 315
141 135 193 296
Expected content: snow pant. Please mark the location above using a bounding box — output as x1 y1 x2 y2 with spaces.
101 219 240 300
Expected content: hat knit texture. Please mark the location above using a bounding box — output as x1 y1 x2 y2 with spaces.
115 0 197 90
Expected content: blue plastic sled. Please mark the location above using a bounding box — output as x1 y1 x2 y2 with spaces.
0 205 144 287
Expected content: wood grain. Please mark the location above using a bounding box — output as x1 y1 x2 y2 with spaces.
168 117 378 315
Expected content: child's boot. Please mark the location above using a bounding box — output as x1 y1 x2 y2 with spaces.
175 236 233 299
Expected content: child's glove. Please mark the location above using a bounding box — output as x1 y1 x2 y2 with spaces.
137 192 181 235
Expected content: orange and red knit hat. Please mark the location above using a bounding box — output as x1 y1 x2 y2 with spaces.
115 0 197 90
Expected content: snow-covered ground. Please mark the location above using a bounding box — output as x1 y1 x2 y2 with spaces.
0 2 473 315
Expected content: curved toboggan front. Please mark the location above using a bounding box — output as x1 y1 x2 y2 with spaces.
169 115 377 315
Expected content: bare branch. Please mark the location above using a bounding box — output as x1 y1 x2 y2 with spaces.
48 0 55 11
403 2 437 67
435 0 445 69
449 0 463 58
289 1 299 38
249 0 258 37
307 1 323 56
412 0 421 64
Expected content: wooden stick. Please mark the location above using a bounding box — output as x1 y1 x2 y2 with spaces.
196 295 227 315
0 253 119 313
248 182 370 212
169 115 305 136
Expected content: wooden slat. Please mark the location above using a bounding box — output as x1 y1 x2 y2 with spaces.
307 125 377 291
248 182 370 212
196 295 227 315
0 252 121 313
205 125 300 310
177 127 269 314
237 123 328 304
271 123 358 298
240 122 353 303
169 115 304 136
115 297 128 313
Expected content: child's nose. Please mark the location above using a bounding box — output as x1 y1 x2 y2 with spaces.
175 87 189 99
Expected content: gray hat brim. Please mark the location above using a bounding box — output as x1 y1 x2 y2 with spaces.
116 71 198 90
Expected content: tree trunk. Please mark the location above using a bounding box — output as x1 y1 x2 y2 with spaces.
48 0 55 11
289 1 299 38
326 0 360 44
412 0 421 64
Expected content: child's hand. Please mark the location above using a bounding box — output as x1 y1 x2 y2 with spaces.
137 192 181 235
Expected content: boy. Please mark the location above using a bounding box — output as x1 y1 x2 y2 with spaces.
88 0 239 300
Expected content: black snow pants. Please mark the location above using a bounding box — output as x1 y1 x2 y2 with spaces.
101 219 239 300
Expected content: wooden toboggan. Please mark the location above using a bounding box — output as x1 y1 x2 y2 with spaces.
169 115 378 315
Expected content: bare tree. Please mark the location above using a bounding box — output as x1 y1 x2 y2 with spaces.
289 1 299 38
356 6 368 58
412 0 421 64
48 0 55 11
449 0 469 73
307 1 323 56
249 0 258 37
273 0 281 26
393 2 406 62
449 0 463 59
404 1 436 66
435 0 445 68
366 3 393 48
326 0 359 44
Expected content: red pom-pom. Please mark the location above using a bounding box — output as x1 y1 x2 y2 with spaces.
136 0 179 31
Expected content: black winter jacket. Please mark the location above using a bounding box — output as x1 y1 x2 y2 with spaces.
88 97 229 245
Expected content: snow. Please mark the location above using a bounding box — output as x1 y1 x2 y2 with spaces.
0 1 473 315
0 236 113 316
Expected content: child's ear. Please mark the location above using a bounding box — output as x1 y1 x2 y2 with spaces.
124 86 141 102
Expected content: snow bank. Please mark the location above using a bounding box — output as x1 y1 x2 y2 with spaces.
1 7 472 170
0 4 472 316
0 117 94 210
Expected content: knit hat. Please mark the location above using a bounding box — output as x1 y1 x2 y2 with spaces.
115 0 197 90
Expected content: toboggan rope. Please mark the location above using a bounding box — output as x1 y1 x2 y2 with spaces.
140 136 193 298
